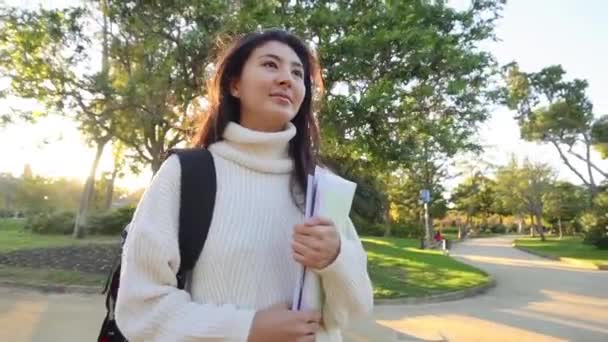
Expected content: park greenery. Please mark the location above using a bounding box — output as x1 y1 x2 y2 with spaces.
0 0 606 254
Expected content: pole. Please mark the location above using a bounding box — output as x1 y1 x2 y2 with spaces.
424 202 430 243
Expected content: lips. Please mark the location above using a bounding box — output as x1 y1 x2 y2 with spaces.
270 92 292 103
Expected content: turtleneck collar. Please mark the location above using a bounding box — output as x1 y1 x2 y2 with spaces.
208 121 296 174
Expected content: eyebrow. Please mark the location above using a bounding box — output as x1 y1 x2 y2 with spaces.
259 53 303 69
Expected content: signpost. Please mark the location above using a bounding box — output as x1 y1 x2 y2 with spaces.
420 189 431 245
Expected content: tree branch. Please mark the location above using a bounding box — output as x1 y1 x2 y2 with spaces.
566 144 608 179
550 139 590 187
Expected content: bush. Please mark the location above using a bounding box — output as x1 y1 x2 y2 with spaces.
595 236 608 250
579 211 608 247
87 206 135 235
351 215 425 239
489 224 507 234
391 222 424 239
25 211 75 235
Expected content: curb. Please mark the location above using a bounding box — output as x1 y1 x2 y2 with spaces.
0 279 103 295
512 244 607 271
374 278 496 305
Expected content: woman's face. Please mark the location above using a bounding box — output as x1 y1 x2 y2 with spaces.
231 41 306 132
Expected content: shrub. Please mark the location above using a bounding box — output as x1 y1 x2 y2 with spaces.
579 211 608 247
391 222 424 239
87 206 135 235
25 211 75 235
489 224 507 234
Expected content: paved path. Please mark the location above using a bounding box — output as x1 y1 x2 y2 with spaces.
1 235 607 341
345 235 608 341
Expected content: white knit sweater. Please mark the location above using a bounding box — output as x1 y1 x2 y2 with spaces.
115 121 373 341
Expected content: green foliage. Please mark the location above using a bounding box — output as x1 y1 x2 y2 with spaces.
25 211 75 235
451 173 496 224
0 218 117 253
543 181 587 229
391 222 425 239
501 63 607 191
87 206 134 235
488 224 507 234
578 191 608 248
595 237 608 250
494 157 555 223
0 172 131 216
2 1 507 232
591 115 608 159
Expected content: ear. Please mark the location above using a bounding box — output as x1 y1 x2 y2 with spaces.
230 79 240 98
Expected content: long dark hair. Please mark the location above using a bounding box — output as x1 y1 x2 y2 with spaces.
193 29 323 209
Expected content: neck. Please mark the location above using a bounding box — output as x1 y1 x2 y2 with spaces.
239 117 287 133
208 121 297 174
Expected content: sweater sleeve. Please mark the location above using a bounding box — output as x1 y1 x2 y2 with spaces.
115 155 256 342
313 217 374 329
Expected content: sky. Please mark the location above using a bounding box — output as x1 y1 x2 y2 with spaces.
1 0 607 192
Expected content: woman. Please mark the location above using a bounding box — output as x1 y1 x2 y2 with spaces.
115 28 373 342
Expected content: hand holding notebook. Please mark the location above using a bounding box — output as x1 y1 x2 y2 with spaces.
292 166 357 312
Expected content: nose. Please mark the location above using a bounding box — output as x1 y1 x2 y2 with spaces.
276 66 293 88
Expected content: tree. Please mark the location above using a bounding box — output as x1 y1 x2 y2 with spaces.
502 63 607 199
591 115 608 159
2 1 506 235
494 157 555 241
451 172 496 235
0 3 120 237
543 181 587 238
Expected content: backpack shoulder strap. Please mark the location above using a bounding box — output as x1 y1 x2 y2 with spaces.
167 148 217 289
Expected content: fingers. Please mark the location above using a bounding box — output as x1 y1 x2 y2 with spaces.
299 310 321 323
292 311 322 340
294 217 334 234
294 223 335 240
305 216 333 226
292 235 322 252
295 320 320 339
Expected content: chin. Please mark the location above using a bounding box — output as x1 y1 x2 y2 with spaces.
267 111 296 128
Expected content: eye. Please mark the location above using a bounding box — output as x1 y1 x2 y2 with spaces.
262 61 278 69
292 69 304 78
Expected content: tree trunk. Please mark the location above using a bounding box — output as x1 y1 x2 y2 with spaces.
383 197 391 237
151 154 163 175
529 214 535 237
103 167 118 211
535 212 546 241
558 216 563 239
383 224 392 237
3 193 12 212
517 214 523 234
73 141 107 239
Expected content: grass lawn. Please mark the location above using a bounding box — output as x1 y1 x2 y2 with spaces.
515 236 608 267
0 265 106 287
0 218 118 253
363 237 490 299
1 219 491 298
0 218 117 287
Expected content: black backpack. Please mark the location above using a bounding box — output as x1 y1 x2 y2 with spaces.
98 148 217 342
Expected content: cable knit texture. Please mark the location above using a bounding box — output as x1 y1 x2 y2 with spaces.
115 121 374 341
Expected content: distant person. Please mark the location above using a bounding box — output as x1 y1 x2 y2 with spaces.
434 230 444 243
114 29 373 342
